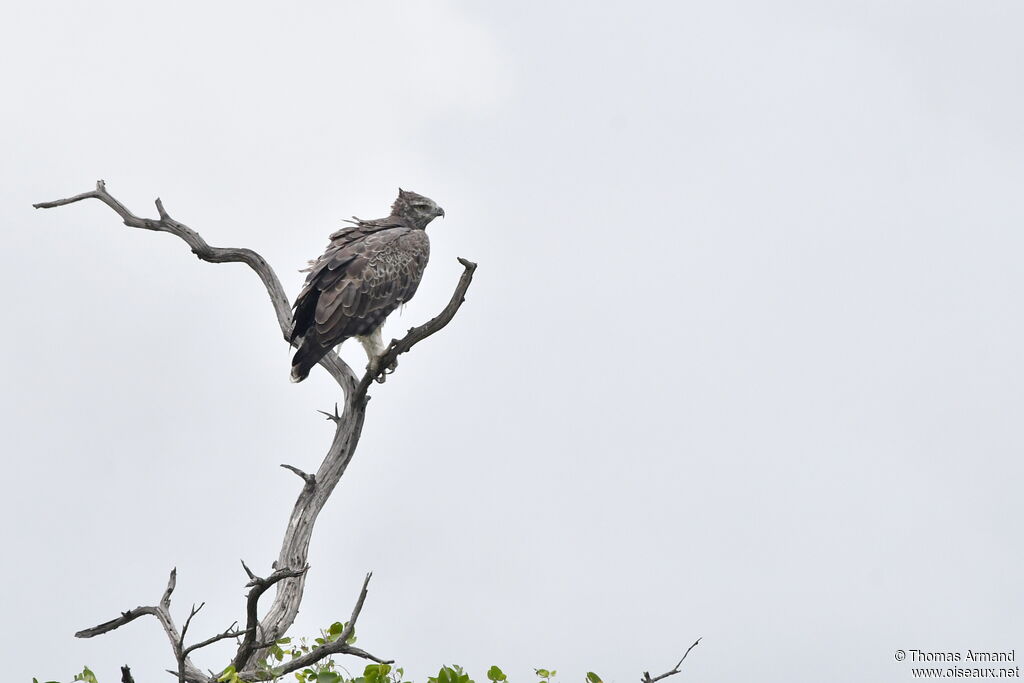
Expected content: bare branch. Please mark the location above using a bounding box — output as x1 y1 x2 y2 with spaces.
75 569 206 683
183 622 246 658
335 645 392 664
232 564 310 671
180 602 205 645
317 402 343 424
176 602 202 683
243 630 391 679
74 605 162 639
161 568 177 611
175 602 212 679
355 257 478 398
641 638 702 683
280 463 316 486
76 569 176 638
337 572 373 646
33 180 359 393
120 666 135 683
238 574 388 681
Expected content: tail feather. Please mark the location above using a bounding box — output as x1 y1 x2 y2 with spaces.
290 340 327 383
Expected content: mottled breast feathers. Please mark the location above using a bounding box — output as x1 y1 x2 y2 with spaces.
289 219 430 382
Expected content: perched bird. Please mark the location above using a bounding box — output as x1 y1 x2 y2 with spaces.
288 189 444 383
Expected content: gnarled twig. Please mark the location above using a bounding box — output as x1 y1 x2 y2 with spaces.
237 573 388 680
231 563 310 671
75 569 206 683
641 638 701 683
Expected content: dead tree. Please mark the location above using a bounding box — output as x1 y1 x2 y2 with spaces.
34 181 477 682
34 181 699 683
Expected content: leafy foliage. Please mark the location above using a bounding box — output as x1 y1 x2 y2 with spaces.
33 666 99 683
37 626 607 683
37 662 607 683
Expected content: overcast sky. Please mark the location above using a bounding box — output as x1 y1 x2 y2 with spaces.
3 2 1023 682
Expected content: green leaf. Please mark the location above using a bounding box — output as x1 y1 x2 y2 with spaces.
446 666 472 683
73 667 100 683
218 666 238 682
535 670 550 679
488 666 507 682
365 663 393 683
318 674 342 683
587 673 604 683
277 636 292 644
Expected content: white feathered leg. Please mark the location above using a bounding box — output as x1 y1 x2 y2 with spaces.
356 325 396 381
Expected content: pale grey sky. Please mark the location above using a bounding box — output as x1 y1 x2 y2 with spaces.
3 2 1023 682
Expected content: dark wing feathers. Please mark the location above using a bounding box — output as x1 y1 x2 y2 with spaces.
289 224 430 381
312 230 428 335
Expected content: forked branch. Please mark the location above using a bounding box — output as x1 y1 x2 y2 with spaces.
641 638 701 683
75 569 206 683
237 573 387 680
232 563 310 671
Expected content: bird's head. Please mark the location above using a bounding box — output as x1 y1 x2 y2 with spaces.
391 188 445 229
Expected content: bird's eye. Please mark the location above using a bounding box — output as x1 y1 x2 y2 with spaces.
413 203 431 211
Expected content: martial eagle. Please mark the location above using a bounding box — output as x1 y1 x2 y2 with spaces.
288 189 444 382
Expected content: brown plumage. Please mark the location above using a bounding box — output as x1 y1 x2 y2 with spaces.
289 189 444 382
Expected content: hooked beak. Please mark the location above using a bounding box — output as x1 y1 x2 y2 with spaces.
436 207 445 218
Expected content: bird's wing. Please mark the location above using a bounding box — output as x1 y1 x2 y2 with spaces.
290 225 372 341
292 227 430 345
